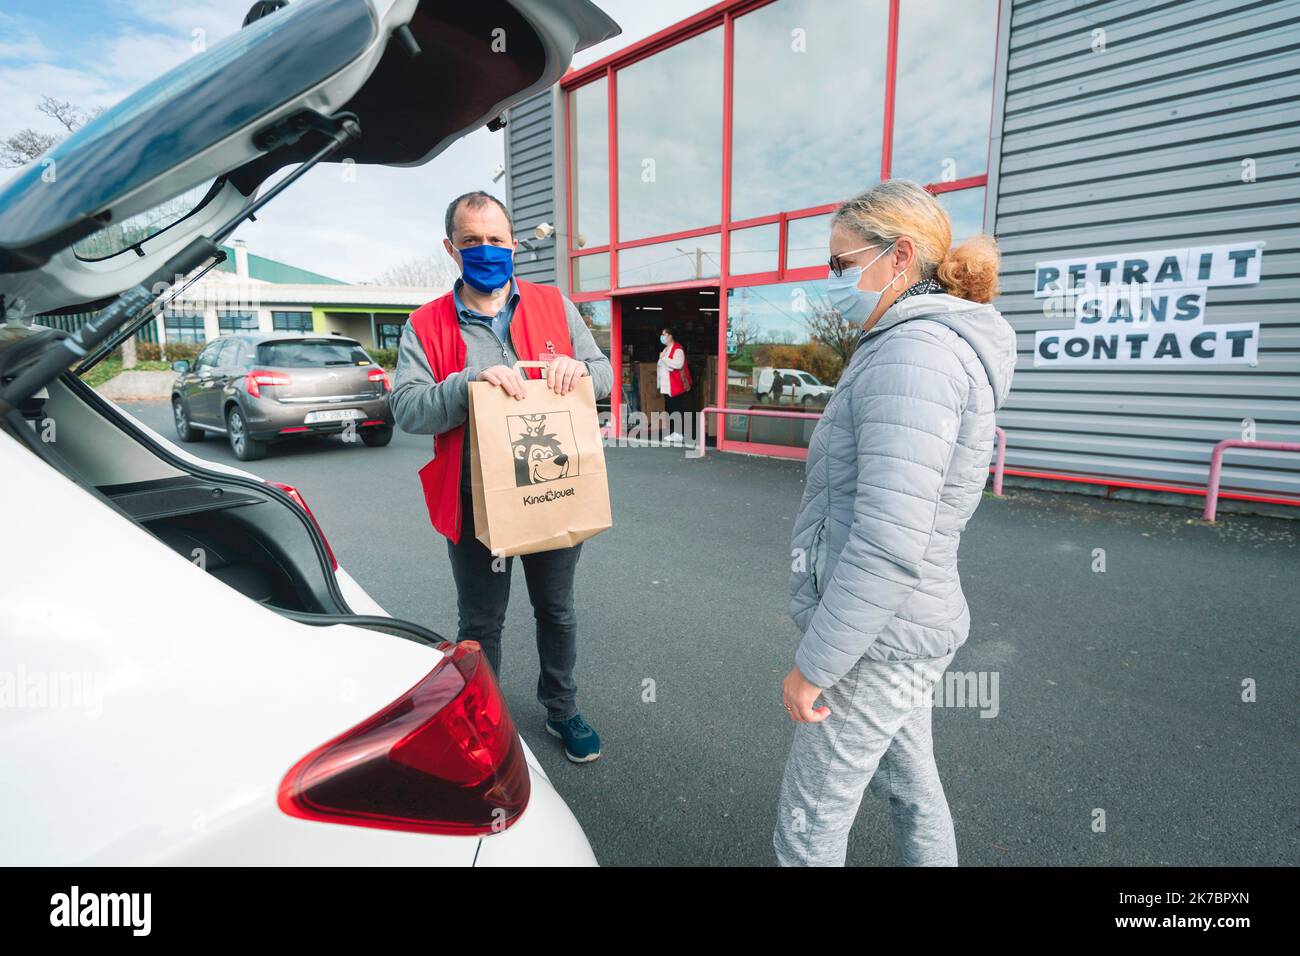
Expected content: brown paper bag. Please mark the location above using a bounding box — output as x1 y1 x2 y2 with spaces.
468 362 612 556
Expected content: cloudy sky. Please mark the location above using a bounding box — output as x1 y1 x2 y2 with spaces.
0 0 705 283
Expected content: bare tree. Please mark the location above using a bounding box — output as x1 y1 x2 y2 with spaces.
37 96 101 132
801 287 860 370
372 253 458 289
1 96 103 168
0 129 57 168
728 306 755 353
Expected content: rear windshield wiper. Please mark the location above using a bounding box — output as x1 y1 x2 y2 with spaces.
0 111 361 415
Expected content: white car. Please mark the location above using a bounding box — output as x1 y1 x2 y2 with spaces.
0 0 619 866
754 366 834 405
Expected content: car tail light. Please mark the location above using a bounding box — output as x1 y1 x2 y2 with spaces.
277 640 531 836
246 368 293 398
368 367 390 391
266 480 337 570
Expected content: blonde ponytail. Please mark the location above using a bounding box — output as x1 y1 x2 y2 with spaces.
936 234 1000 304
833 180 1001 304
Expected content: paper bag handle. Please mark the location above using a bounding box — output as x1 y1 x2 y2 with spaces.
514 361 550 376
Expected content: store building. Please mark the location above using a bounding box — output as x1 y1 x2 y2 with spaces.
38 239 441 353
159 240 443 351
502 0 1300 510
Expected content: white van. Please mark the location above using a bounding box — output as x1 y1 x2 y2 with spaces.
753 366 834 405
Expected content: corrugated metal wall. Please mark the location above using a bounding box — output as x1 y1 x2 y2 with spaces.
503 89 559 286
987 0 1300 500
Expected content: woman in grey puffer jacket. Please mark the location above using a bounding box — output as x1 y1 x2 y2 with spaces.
773 180 1016 867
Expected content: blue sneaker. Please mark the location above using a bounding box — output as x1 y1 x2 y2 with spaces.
545 713 602 763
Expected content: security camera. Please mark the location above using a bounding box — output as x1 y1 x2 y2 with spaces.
533 222 555 240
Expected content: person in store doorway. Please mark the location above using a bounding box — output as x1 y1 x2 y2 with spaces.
657 326 689 443
390 190 613 764
773 179 1017 866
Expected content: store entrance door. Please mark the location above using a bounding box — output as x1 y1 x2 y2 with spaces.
617 288 720 443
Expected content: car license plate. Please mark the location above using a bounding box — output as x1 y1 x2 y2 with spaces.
304 408 363 424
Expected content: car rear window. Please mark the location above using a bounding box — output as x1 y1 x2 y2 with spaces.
256 340 372 367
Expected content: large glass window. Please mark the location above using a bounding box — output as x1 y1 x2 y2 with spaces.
617 27 724 241
937 187 987 244
619 235 722 288
731 0 888 223
272 310 312 332
218 310 257 332
568 78 610 249
890 0 999 185
376 321 403 350
729 223 780 276
573 252 610 292
577 300 612 412
576 300 612 358
724 277 849 447
786 212 833 271
164 311 205 344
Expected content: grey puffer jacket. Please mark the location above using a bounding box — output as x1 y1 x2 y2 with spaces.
789 292 1016 689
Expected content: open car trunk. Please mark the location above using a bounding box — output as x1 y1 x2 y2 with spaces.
3 367 350 614
1 364 451 650
0 359 440 656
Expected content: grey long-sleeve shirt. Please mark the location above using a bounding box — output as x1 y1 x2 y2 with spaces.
390 290 613 492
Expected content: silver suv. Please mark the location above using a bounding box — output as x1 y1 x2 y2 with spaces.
172 332 394 460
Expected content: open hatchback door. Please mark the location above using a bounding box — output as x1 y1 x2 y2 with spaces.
0 0 618 383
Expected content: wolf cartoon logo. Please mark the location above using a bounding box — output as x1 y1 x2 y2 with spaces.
511 413 572 487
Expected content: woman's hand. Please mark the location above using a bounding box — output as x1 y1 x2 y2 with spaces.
545 355 588 395
782 666 830 723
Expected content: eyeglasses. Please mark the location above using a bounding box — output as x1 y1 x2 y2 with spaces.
828 244 880 278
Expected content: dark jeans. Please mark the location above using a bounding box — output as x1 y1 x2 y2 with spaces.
446 491 582 721
665 392 687 432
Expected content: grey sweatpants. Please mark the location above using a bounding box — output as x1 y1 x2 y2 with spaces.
773 649 958 867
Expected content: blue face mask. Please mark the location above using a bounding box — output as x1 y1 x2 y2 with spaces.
458 243 514 294
659 334 668 345
826 242 903 323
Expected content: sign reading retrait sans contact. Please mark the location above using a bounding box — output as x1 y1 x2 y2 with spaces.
1032 242 1264 367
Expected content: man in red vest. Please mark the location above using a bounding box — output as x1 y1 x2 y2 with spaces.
391 191 612 763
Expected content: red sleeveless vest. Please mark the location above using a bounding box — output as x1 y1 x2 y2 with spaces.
408 279 573 543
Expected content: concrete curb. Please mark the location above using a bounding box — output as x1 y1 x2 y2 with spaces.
97 370 176 402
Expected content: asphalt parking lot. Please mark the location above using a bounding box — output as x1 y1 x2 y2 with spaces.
122 399 1300 866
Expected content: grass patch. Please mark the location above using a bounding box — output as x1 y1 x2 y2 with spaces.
81 357 173 390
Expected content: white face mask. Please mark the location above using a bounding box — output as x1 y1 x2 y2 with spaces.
826 242 904 322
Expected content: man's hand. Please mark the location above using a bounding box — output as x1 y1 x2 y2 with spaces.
545 355 588 395
782 666 830 723
477 365 527 400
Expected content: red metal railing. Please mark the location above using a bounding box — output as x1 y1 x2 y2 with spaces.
685 407 821 459
1203 439 1300 522
993 426 1007 497
685 408 1013 498
673 415 1300 519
